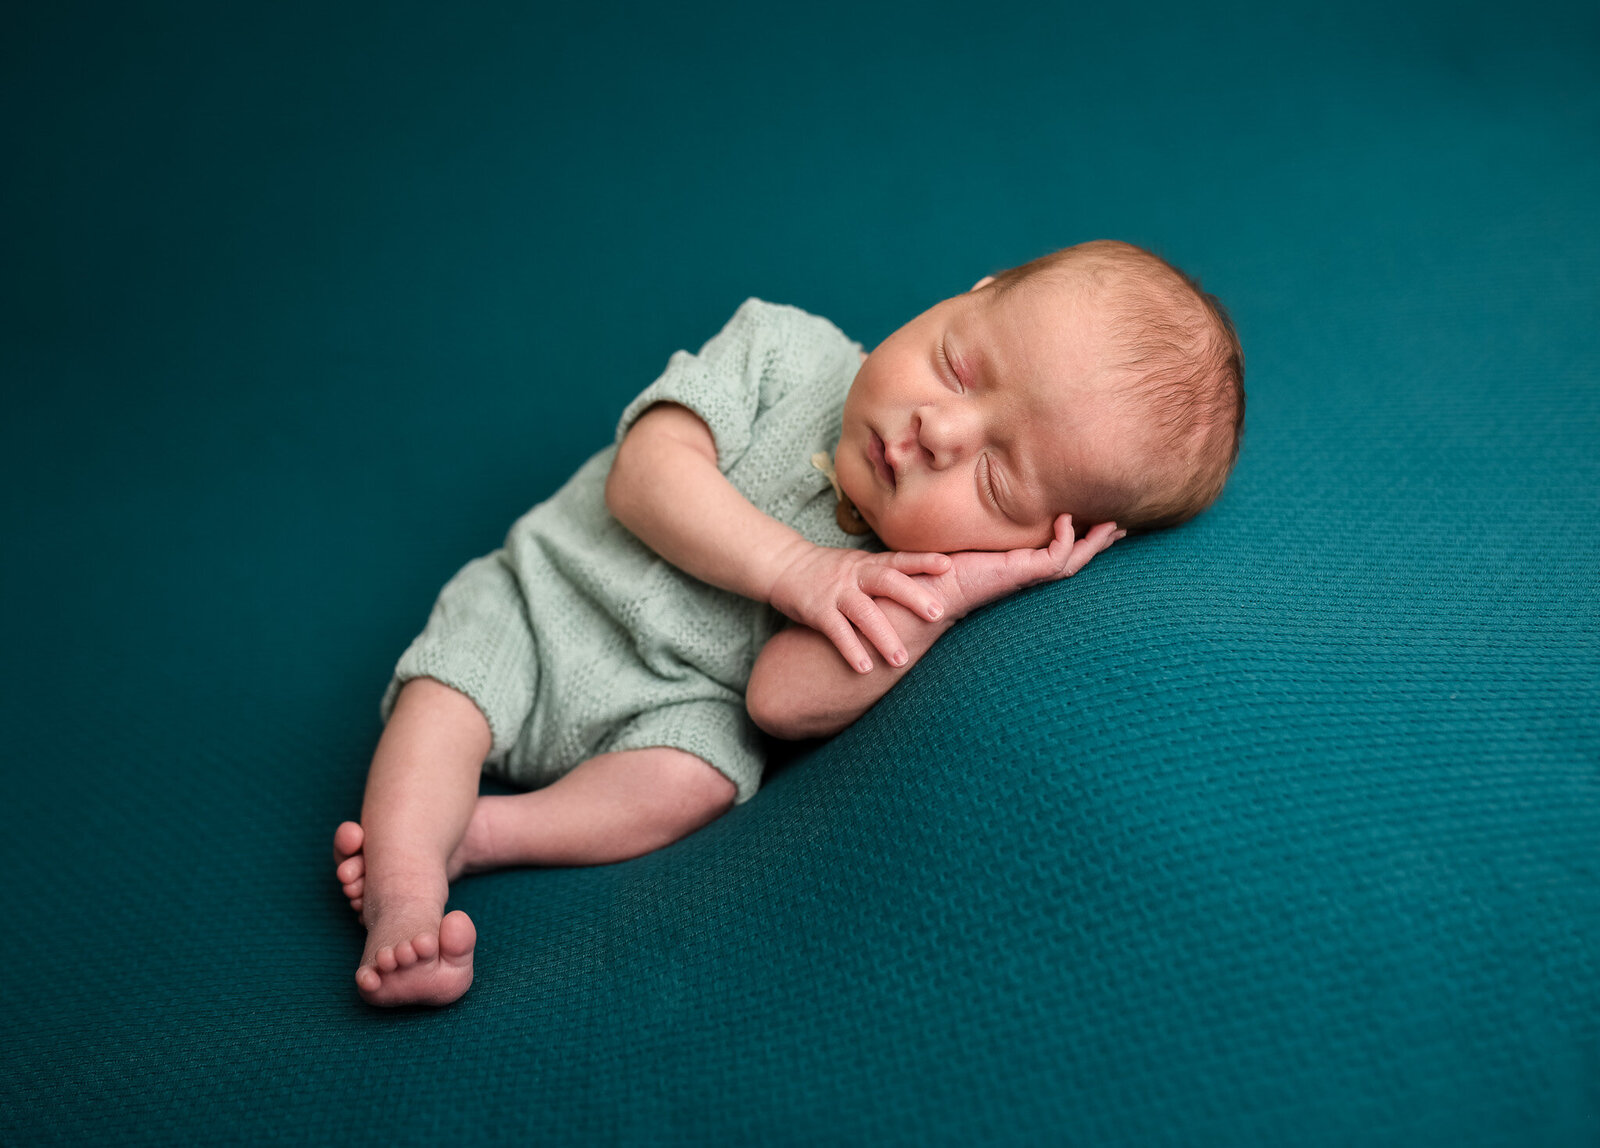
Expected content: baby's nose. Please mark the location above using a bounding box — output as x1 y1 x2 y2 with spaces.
916 405 979 469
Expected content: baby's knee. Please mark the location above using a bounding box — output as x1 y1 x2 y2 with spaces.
575 746 737 859
648 750 736 829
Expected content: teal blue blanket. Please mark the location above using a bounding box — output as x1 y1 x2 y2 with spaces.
3 1 1595 1143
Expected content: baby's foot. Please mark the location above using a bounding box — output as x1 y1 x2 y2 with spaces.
332 822 476 1007
355 904 476 1007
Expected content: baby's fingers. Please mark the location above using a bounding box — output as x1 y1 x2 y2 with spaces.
815 612 877 674
840 597 911 670
859 566 946 623
1057 518 1123 576
885 550 953 576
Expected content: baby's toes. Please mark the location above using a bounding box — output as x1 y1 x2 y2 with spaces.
374 946 399 973
333 821 364 863
439 911 477 961
355 964 382 993
342 875 364 907
393 938 419 968
410 932 440 962
336 854 364 885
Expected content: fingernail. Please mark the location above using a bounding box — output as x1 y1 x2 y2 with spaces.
891 651 907 667
927 605 942 620
857 659 872 673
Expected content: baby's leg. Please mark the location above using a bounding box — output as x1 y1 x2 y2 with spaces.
334 736 735 1004
337 676 491 1007
453 747 736 871
339 747 735 886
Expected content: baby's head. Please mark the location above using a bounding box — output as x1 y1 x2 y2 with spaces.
835 240 1244 552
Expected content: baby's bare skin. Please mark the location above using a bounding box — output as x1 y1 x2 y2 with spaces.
336 678 734 1007
333 821 480 1006
749 516 1122 739
334 678 487 1006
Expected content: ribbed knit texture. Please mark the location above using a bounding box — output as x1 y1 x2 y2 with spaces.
383 299 870 801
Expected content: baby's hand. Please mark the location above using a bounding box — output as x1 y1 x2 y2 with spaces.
768 544 953 673
936 516 1124 619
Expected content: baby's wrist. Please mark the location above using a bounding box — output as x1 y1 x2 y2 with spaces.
759 534 817 607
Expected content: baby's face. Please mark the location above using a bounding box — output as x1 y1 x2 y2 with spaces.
837 276 1134 553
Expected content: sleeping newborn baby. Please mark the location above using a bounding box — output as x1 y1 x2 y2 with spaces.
331 239 1246 1006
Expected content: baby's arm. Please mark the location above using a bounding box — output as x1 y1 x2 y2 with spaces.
746 517 1123 740
606 403 952 671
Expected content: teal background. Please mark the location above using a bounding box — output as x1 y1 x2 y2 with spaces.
3 1 1597 1143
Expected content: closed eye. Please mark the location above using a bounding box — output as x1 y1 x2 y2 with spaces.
937 338 964 393
979 454 1005 514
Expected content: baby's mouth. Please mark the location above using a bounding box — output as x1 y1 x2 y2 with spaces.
868 431 896 490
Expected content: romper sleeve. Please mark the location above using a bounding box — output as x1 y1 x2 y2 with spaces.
615 297 782 474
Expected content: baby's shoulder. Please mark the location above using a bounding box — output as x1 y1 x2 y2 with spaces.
728 297 857 354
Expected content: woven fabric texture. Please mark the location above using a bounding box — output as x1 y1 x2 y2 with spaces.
3 1 1596 1144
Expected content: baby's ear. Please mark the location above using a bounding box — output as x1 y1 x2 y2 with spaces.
969 275 995 292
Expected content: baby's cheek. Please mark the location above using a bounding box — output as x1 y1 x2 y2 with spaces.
867 509 931 553
906 502 1055 554
880 500 973 553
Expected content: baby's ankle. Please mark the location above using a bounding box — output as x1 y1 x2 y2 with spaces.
360 864 449 915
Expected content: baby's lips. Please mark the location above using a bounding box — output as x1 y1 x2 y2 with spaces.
868 431 896 489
